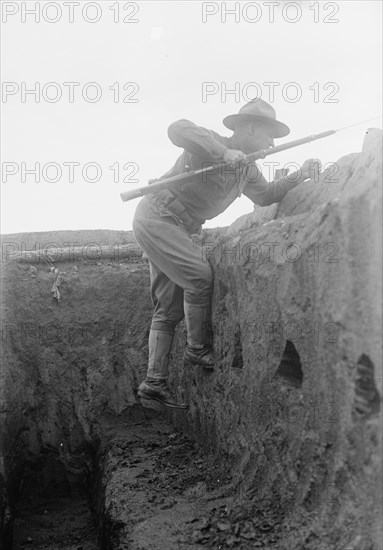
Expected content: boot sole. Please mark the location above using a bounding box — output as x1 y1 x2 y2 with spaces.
138 390 188 410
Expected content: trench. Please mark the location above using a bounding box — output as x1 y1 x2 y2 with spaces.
0 249 252 550
2 407 244 550
0 248 313 550
1 201 382 550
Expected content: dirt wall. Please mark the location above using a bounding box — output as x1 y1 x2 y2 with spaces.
167 129 382 549
0 243 151 545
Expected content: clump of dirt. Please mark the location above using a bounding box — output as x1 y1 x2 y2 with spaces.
189 499 285 549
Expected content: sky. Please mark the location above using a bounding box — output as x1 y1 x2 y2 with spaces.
1 0 382 235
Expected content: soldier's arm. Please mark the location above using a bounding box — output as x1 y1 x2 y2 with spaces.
168 119 229 163
243 163 308 206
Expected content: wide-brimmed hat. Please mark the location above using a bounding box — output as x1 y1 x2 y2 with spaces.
223 98 290 138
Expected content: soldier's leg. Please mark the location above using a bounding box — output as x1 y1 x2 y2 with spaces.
133 197 214 378
138 259 187 408
146 258 184 381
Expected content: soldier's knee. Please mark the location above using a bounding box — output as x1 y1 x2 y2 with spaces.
185 264 213 304
151 319 178 333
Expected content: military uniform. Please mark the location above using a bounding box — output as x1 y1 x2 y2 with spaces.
133 100 297 409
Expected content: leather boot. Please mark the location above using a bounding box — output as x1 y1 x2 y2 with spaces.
138 377 188 409
183 302 215 369
138 329 188 409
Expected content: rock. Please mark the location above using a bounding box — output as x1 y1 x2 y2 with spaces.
216 520 231 531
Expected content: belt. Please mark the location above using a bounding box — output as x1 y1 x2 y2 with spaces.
149 190 202 235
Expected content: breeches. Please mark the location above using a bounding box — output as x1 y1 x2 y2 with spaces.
132 196 213 332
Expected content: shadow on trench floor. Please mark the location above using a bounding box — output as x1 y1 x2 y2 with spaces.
10 405 285 550
13 492 97 550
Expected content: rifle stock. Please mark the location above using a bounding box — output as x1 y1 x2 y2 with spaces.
120 129 336 202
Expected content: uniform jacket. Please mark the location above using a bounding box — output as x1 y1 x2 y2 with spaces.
159 119 298 225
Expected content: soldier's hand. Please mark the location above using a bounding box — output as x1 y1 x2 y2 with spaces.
301 158 322 181
223 149 246 165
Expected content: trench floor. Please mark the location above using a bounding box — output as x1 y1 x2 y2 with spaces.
11 406 287 550
96 406 285 549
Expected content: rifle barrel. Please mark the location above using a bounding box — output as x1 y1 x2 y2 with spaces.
120 129 336 202
256 130 336 157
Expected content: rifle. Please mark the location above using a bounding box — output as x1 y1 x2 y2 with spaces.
120 117 380 202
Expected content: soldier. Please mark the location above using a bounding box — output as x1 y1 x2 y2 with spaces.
133 98 321 409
